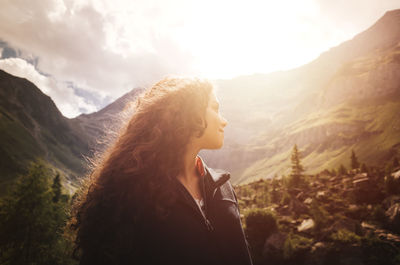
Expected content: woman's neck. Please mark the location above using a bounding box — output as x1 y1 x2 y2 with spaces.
179 142 201 180
176 144 203 199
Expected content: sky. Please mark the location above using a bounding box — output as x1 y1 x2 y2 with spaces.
0 0 399 118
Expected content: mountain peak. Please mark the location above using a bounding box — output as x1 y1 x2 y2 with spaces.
381 8 400 20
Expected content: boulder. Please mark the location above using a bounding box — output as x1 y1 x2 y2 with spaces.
385 203 400 232
392 169 400 180
353 177 369 189
316 191 326 199
296 191 307 202
329 218 363 235
289 197 309 215
298 218 315 233
353 173 368 180
304 197 313 205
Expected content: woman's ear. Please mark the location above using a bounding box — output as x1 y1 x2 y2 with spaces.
193 116 207 138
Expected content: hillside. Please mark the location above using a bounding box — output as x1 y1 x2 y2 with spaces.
235 154 400 265
0 70 90 193
71 88 142 154
0 69 141 194
201 9 400 184
1 9 400 190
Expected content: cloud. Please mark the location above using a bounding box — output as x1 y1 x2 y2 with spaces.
0 0 399 118
0 58 97 117
0 0 195 116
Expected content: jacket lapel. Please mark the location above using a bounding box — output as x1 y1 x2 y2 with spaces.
173 156 231 215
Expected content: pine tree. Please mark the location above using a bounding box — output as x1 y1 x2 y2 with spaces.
270 177 280 204
289 144 305 188
0 162 75 265
360 163 368 173
351 149 360 170
338 164 347 175
52 172 62 203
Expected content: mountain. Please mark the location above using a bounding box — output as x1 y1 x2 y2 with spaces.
0 70 89 193
1 9 399 190
0 70 141 194
71 88 143 153
203 9 400 183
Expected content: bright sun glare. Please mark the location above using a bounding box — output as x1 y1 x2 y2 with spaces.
100 0 349 79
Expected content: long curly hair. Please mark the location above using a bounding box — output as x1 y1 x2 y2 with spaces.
69 77 214 264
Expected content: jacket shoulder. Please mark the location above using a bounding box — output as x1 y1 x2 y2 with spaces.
218 180 238 204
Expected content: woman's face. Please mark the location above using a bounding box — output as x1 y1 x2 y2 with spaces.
198 92 228 149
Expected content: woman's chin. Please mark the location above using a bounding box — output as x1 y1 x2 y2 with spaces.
210 141 224 150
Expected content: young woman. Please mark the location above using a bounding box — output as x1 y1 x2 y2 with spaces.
70 77 253 265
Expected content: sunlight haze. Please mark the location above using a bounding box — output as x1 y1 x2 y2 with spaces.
0 0 399 117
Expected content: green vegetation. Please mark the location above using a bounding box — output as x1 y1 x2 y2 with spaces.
288 144 305 188
235 155 400 265
0 162 76 265
330 229 361 244
245 208 278 264
238 100 400 184
0 109 44 184
283 232 313 260
351 149 360 170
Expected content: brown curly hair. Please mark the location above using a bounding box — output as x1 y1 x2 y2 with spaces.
69 77 214 264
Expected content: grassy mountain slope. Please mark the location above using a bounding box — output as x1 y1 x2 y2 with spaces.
0 70 90 193
201 10 400 184
0 69 142 195
236 43 400 183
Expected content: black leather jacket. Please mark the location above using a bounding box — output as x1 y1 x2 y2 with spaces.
138 158 254 265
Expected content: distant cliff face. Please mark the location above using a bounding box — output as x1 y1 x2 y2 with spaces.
319 45 400 108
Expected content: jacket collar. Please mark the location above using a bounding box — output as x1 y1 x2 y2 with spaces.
197 156 231 197
174 156 231 206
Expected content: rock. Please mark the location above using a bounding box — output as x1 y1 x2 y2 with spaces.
392 169 400 180
385 203 400 232
296 191 307 202
342 187 355 198
304 197 313 205
329 218 363 235
349 204 358 211
353 178 385 204
289 197 309 215
316 191 330 202
316 191 325 200
277 205 291 216
353 177 369 189
353 173 368 180
311 241 326 252
383 195 400 209
298 218 315 233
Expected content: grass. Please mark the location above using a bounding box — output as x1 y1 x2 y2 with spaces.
236 100 400 184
